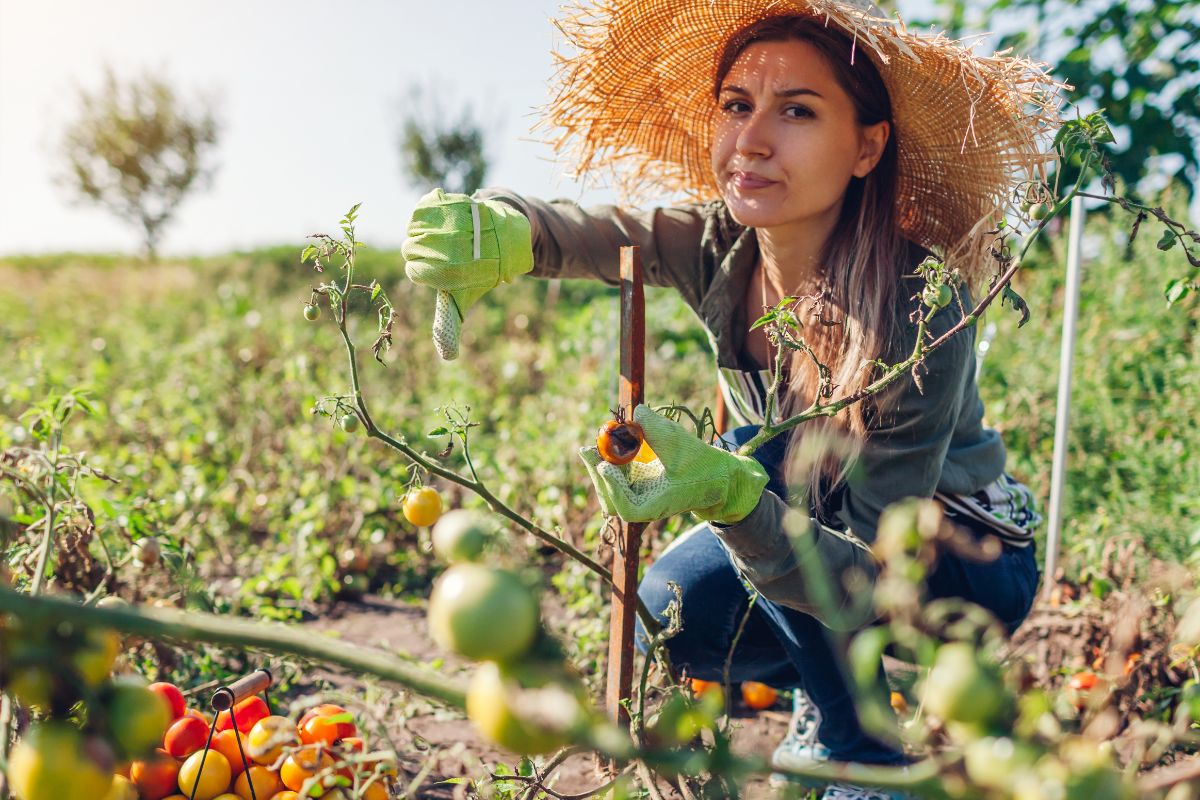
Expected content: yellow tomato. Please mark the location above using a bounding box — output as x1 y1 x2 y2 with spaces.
177 750 232 800
402 486 442 527
73 628 122 685
234 766 284 800
104 775 140 800
8 723 115 800
245 715 297 765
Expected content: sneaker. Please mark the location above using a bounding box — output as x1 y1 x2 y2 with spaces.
821 780 910 800
768 689 831 787
820 764 911 800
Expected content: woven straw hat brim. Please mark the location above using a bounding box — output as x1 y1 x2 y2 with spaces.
538 0 1070 282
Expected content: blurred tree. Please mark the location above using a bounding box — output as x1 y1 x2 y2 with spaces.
397 84 490 195
60 68 220 259
912 0 1200 203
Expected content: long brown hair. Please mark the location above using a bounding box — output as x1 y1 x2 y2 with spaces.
714 16 907 517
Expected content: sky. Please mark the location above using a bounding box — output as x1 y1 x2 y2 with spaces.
0 0 1140 258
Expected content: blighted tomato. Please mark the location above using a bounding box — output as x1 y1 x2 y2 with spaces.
597 419 644 465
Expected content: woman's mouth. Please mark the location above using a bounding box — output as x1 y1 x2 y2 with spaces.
730 171 777 190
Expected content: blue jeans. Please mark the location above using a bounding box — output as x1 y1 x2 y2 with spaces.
635 425 1040 765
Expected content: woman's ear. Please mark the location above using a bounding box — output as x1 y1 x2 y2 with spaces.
853 120 891 178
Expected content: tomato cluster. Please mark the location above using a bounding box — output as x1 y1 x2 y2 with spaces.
424 510 593 755
5 664 395 800
144 695 394 800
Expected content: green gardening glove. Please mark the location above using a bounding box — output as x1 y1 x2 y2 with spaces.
578 405 770 525
402 188 534 360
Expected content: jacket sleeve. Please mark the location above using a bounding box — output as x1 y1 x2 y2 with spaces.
710 491 882 631
709 287 976 630
472 187 715 311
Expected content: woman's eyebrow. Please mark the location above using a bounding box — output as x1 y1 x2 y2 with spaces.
719 84 824 99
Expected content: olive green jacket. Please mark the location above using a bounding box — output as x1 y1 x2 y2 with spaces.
476 188 1007 628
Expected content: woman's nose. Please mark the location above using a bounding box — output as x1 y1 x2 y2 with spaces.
735 112 772 158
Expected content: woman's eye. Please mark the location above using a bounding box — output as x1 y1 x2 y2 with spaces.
721 99 750 114
785 105 813 119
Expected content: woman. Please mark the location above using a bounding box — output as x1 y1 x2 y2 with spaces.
403 3 1059 797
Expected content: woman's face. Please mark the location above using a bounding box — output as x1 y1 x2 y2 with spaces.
711 39 889 232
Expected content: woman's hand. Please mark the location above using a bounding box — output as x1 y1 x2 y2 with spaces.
579 405 769 524
402 188 534 359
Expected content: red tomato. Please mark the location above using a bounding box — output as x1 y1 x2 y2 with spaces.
299 714 340 747
148 682 187 722
209 728 251 777
297 704 357 740
184 708 213 727
1069 671 1098 691
215 696 270 734
163 716 209 759
130 748 181 800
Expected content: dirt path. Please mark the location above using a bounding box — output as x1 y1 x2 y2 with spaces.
305 594 791 798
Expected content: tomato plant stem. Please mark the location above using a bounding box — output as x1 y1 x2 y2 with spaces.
0 586 467 709
29 429 61 597
316 219 664 636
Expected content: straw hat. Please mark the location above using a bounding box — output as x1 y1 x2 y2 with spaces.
537 0 1069 282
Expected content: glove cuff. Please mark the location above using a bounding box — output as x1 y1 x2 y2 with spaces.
706 455 769 525
479 198 534 283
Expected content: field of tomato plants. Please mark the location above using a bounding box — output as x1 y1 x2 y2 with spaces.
2 177 1200 799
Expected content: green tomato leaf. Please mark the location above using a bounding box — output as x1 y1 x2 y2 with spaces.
1165 279 1190 306
1157 230 1177 251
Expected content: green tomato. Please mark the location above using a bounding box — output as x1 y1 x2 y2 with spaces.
922 283 953 310
104 678 171 759
431 510 491 563
303 304 320 321
922 642 1008 729
427 564 538 662
339 414 359 433
1029 203 1050 221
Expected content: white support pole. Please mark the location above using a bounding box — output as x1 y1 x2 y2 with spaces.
1042 195 1086 599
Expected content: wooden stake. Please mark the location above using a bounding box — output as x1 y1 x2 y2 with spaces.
606 246 645 726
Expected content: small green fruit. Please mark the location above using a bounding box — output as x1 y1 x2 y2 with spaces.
339 414 359 433
303 304 320 321
427 564 539 662
431 510 491 563
922 283 953 311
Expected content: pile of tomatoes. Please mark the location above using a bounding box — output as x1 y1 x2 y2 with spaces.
6 669 396 800
110 689 394 800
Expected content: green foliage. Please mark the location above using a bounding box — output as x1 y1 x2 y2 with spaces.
916 0 1200 201
397 84 490 195
980 187 1200 566
59 67 221 259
